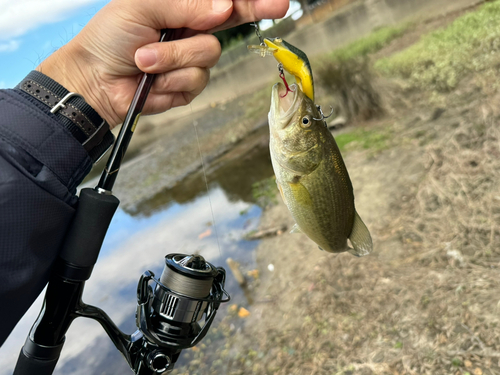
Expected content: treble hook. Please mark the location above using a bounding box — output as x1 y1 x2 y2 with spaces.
313 105 334 122
251 22 265 46
278 63 293 98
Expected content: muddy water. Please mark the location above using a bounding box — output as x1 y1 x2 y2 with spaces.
0 126 274 375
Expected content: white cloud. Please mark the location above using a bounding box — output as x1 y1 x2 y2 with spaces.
0 40 20 53
0 0 103 41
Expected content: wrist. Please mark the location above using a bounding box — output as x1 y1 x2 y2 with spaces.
16 69 115 164
36 41 120 128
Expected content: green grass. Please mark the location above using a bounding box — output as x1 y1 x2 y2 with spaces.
375 0 500 91
252 176 279 208
334 127 392 153
451 357 463 367
328 23 412 61
394 341 403 349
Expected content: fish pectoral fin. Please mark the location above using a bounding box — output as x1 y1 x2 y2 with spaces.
290 223 302 234
288 181 313 208
347 210 373 257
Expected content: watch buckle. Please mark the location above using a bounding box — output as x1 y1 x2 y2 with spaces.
50 92 84 114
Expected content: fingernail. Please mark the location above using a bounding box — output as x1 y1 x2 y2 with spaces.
213 0 232 13
136 47 157 67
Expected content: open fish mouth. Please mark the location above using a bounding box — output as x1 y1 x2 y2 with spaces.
271 82 300 129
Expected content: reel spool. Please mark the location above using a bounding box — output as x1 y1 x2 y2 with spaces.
135 253 229 373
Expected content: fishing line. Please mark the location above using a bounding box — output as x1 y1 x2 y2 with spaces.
160 267 213 298
191 111 223 258
192 118 233 374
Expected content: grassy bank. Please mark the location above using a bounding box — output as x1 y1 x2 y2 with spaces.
329 23 413 61
375 0 500 91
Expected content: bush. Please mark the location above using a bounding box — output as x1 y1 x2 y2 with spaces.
314 24 411 120
316 56 383 120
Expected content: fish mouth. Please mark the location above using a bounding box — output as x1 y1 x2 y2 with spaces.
271 82 300 129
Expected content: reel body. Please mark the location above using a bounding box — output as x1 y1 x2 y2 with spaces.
133 254 229 373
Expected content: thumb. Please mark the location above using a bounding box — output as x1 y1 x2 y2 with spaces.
131 0 234 31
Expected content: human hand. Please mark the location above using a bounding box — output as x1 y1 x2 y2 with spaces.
37 0 289 128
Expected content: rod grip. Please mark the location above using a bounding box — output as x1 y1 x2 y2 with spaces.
13 349 59 375
13 337 64 375
59 188 119 269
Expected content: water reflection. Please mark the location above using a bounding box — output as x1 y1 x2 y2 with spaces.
126 126 273 217
0 128 274 375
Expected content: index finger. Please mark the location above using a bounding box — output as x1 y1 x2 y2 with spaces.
208 0 289 33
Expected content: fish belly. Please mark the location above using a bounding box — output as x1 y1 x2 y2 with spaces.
272 152 355 253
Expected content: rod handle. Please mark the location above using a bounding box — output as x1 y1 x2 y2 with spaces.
58 188 119 280
13 337 64 375
13 351 59 375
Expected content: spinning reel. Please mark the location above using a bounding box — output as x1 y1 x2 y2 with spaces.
13 251 229 375
132 254 229 373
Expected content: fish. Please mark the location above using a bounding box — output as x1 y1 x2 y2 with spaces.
268 82 372 256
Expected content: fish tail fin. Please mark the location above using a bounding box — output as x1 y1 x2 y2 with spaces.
347 210 373 257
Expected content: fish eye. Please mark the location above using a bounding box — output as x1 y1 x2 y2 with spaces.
301 116 311 128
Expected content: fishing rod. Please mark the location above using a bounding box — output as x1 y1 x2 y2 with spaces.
13 29 229 375
97 29 176 192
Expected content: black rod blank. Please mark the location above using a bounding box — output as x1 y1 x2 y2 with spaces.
98 29 174 191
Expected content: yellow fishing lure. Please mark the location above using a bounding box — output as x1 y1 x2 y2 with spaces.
263 38 315 102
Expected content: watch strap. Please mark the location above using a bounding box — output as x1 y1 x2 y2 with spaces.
16 71 114 164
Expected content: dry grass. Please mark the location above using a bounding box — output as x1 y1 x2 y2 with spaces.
402 116 500 266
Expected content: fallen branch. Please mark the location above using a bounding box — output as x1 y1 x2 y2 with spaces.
245 225 288 240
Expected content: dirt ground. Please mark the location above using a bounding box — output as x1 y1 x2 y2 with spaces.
94 2 500 374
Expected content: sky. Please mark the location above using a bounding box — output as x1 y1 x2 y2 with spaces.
0 0 302 90
0 0 110 89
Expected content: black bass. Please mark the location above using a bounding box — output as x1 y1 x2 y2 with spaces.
269 82 372 256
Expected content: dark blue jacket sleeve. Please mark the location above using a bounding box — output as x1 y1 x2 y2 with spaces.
0 88 93 345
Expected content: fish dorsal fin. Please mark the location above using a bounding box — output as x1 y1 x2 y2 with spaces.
290 223 302 234
347 210 373 257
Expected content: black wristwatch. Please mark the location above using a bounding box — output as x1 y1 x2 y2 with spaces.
16 70 114 164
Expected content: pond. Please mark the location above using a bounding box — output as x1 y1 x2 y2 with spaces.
0 126 274 375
